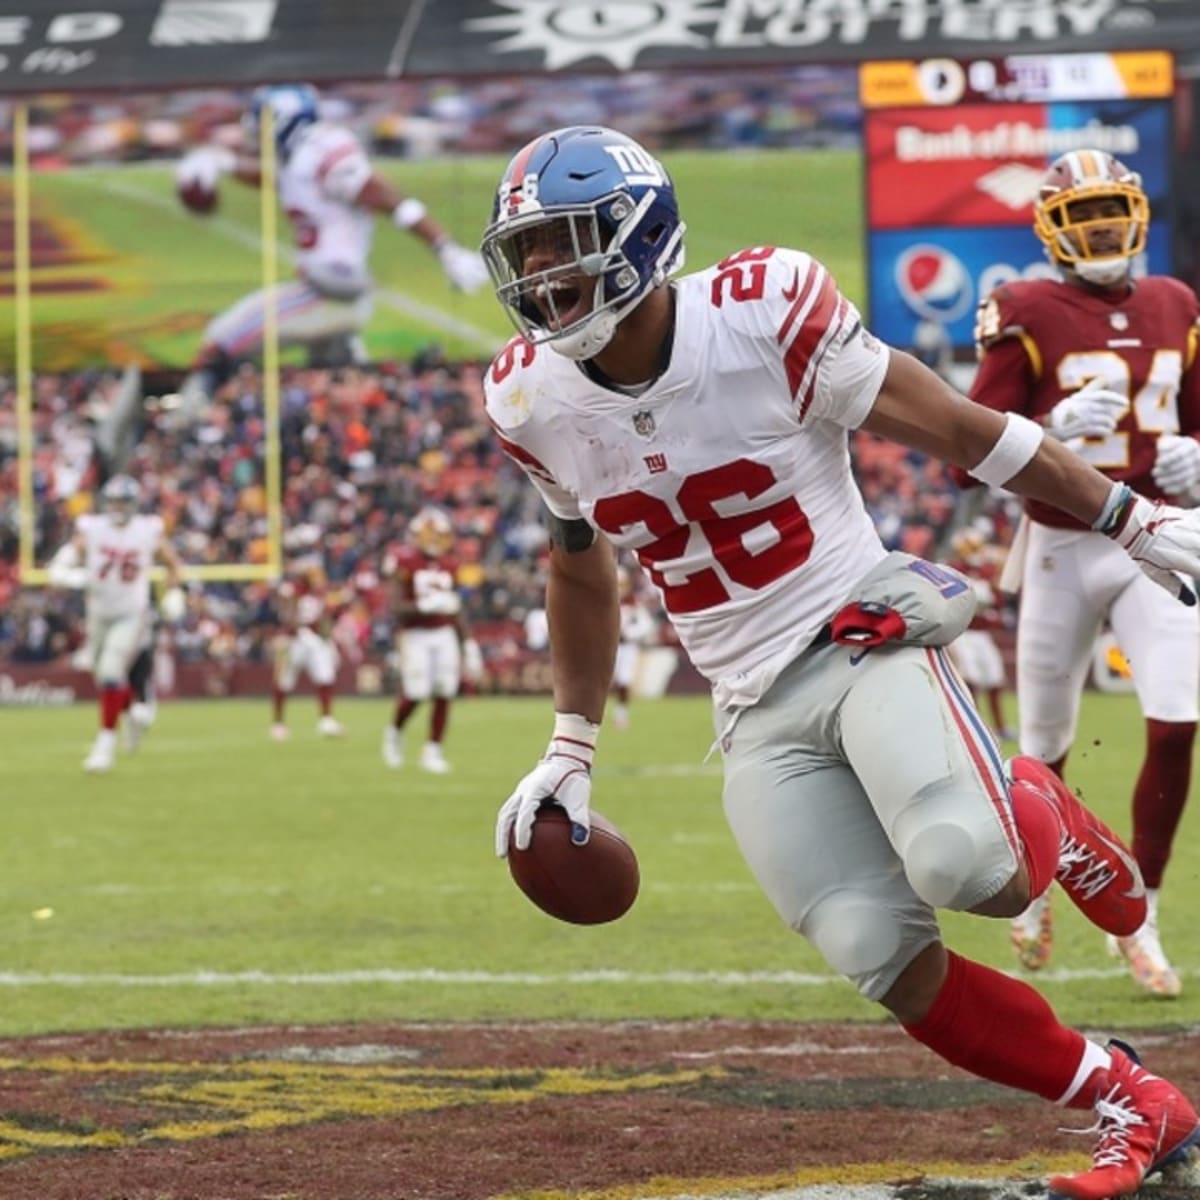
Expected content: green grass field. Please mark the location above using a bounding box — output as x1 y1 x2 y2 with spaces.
1 690 1195 1038
3 150 863 369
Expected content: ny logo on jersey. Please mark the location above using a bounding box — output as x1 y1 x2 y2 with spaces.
644 453 668 474
604 144 665 187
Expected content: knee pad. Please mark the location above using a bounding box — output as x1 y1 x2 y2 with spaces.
803 890 937 1002
903 818 986 911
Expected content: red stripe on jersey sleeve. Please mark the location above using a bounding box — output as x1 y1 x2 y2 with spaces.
317 143 359 181
494 429 559 487
783 273 841 406
776 261 821 346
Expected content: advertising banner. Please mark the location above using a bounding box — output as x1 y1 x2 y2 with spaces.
861 51 1175 352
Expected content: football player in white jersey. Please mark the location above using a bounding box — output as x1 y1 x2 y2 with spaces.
175 83 489 398
483 127 1200 1200
50 475 182 773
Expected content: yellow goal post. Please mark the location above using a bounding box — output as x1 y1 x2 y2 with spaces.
12 104 283 586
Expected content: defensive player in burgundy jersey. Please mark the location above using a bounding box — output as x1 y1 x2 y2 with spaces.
969 149 1200 998
271 572 344 741
482 126 1200 1200
381 508 482 774
174 83 488 400
49 475 182 773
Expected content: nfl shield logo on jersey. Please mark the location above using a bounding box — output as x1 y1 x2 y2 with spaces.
632 410 656 438
1110 312 1129 330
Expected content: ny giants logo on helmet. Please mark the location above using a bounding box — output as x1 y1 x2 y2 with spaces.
895 244 973 324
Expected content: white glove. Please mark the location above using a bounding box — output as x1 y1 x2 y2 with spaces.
1046 378 1127 442
461 637 484 684
495 714 599 857
46 543 85 589
176 145 235 192
436 240 490 293
160 585 187 622
1152 435 1200 496
1103 487 1200 604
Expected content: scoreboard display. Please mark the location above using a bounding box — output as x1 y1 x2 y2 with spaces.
860 52 1175 352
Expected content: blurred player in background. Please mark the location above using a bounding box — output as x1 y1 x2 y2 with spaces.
484 126 1200 1199
174 82 489 400
945 526 1015 743
611 564 656 729
271 571 345 740
49 475 183 773
970 149 1200 997
382 508 482 773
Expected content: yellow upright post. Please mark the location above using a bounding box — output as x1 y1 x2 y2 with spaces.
259 107 283 580
13 103 34 577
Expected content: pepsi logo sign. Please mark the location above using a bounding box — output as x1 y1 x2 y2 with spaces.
894 244 973 323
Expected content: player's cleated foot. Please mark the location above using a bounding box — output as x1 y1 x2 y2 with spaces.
1107 919 1183 999
1048 1040 1200 1200
317 715 345 738
381 727 403 769
1007 757 1146 938
270 722 289 742
420 742 451 774
1010 892 1053 971
83 731 117 773
123 702 155 753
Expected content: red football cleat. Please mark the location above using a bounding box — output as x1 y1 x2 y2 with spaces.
1049 1040 1200 1199
1008 756 1146 938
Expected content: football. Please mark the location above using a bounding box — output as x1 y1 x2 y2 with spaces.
507 806 639 925
177 178 218 215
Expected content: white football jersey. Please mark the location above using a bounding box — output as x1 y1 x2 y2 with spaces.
77 513 164 620
279 122 375 294
486 247 890 710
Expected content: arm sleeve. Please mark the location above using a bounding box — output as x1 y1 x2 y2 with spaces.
1176 309 1200 435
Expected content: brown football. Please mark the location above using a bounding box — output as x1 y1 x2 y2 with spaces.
507 806 639 925
178 178 218 215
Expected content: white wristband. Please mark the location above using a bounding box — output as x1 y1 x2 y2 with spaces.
548 712 599 766
969 412 1045 488
392 197 428 229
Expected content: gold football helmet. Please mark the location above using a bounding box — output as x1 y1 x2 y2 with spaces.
1033 149 1148 286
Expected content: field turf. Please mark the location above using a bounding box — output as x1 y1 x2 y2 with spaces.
1 690 1195 1037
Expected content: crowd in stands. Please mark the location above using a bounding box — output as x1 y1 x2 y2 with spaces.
0 358 1013 673
0 65 860 170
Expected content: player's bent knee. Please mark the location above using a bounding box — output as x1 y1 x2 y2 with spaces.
803 893 904 999
903 820 989 910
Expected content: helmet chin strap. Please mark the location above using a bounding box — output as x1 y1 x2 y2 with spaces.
1073 256 1131 286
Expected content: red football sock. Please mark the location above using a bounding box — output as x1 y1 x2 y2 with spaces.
904 951 1092 1105
431 697 449 743
316 685 334 717
1132 719 1195 889
100 686 128 731
393 697 417 730
1007 769 1061 898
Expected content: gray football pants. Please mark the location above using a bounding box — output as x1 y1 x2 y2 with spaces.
719 640 1020 1002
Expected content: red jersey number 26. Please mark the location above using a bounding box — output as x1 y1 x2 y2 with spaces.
593 458 812 614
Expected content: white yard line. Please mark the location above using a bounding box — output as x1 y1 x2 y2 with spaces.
0 964 1166 988
58 171 501 353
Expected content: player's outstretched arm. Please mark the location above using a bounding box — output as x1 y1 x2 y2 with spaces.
863 349 1200 603
354 173 489 292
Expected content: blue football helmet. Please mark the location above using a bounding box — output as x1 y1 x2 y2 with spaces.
245 84 320 160
481 126 686 360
